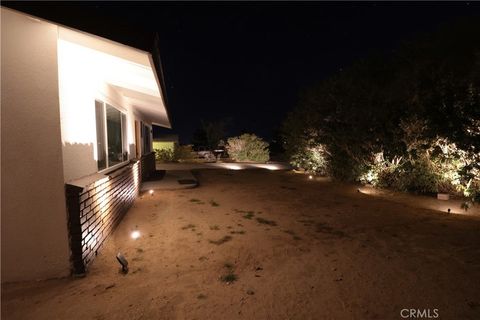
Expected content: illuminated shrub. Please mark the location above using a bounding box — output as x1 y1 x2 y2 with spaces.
226 134 270 162
402 156 443 193
359 127 479 196
155 148 174 162
361 152 402 186
155 144 194 162
289 143 329 175
464 179 480 203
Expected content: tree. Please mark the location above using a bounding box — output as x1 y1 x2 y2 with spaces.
282 18 480 197
191 119 230 150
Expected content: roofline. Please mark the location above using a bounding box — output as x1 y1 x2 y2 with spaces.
150 33 172 129
2 6 172 128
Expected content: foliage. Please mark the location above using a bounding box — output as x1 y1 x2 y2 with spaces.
155 144 194 162
154 148 175 162
192 119 229 150
174 144 194 161
359 119 478 195
289 140 329 175
226 134 270 162
282 19 480 199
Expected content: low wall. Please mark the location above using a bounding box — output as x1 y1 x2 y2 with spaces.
65 160 141 275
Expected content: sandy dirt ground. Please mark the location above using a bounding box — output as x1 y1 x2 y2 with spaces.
2 169 480 320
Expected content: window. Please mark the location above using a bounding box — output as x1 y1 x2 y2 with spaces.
143 123 152 154
139 121 152 155
95 100 128 170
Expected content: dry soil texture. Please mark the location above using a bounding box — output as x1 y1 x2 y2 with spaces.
2 170 480 320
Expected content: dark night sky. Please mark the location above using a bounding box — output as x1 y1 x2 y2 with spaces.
4 1 480 143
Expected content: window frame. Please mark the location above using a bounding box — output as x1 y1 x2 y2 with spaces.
95 99 129 173
141 122 152 155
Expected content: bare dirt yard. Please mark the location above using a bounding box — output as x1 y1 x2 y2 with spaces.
3 169 480 320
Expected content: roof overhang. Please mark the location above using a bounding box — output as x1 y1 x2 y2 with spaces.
58 27 171 128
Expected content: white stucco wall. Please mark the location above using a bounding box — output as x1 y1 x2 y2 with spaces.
1 9 71 282
57 36 153 182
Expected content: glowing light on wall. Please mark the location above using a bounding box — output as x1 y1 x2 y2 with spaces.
133 163 140 192
57 34 168 181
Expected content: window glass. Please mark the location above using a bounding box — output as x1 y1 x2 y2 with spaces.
143 124 151 154
95 101 106 170
106 104 123 167
121 113 128 161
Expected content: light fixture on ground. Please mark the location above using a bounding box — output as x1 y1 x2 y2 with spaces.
308 175 313 180
149 189 154 196
131 230 141 239
116 252 129 273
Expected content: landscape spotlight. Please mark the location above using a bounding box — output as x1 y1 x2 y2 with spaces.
116 252 129 273
131 230 140 239
308 175 313 180
149 189 154 196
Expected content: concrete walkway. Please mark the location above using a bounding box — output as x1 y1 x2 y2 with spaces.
141 162 290 192
141 170 198 191
155 161 291 171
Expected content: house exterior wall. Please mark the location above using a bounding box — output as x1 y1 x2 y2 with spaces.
65 160 141 274
1 9 71 282
57 37 141 182
1 8 164 282
56 27 159 273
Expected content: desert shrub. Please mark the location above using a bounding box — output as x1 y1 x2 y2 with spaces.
402 156 442 193
363 156 441 194
155 144 195 162
327 146 369 181
360 127 477 195
282 22 480 196
226 134 270 162
289 142 329 175
174 144 194 161
465 179 480 203
155 148 175 162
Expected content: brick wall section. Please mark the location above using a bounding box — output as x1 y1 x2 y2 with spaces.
65 160 141 275
141 152 156 181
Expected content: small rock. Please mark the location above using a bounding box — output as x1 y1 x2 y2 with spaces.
247 290 255 295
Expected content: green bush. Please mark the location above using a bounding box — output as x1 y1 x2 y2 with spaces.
174 144 194 161
289 143 328 175
226 134 270 162
327 147 368 181
155 148 175 162
155 144 195 162
402 157 442 193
